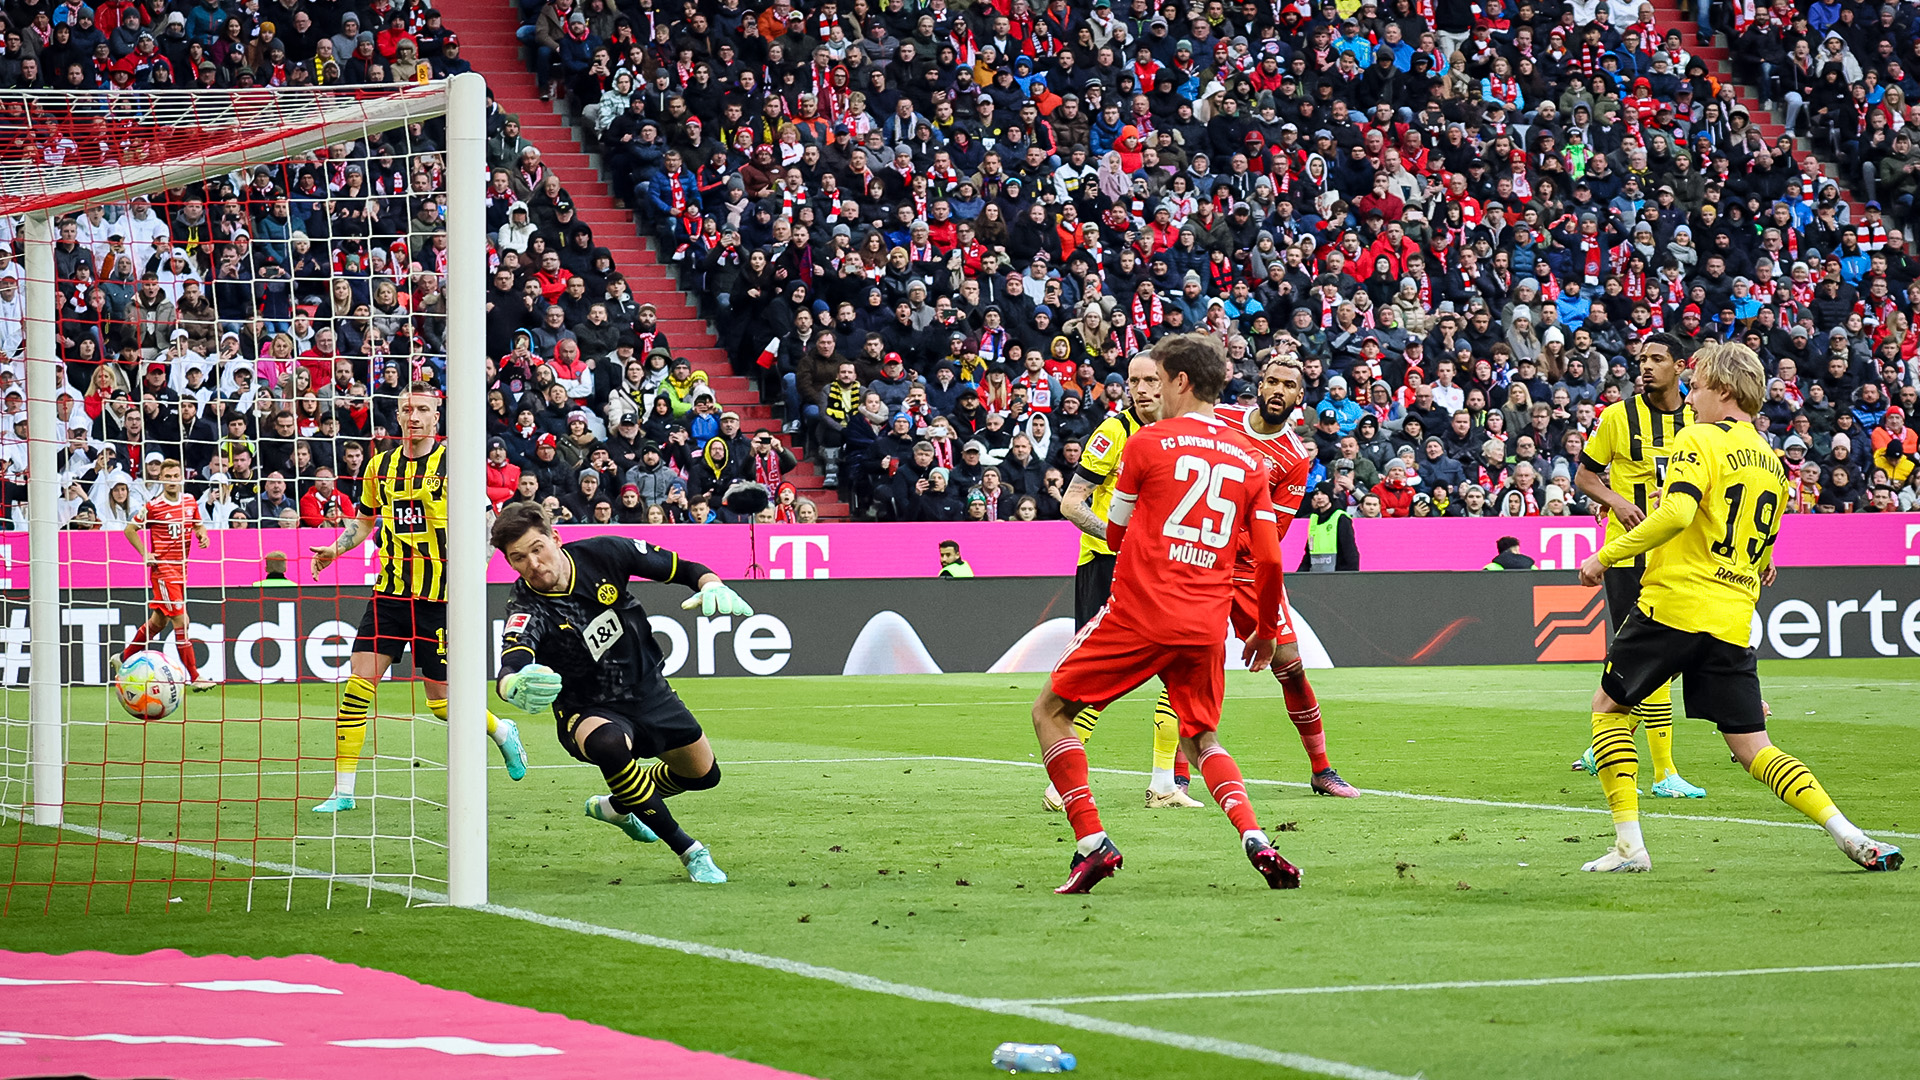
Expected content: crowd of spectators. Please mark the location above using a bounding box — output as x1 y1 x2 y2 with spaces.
7 0 1920 534
545 0 1920 520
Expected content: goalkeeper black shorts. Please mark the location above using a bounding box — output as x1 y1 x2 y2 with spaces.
1600 610 1765 734
557 689 704 763
353 596 447 681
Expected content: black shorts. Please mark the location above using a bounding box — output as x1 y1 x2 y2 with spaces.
354 596 447 680
557 689 704 763
1603 565 1643 633
1600 610 1766 734
1075 554 1116 629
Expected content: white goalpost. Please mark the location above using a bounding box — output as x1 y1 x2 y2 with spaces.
3 75 490 910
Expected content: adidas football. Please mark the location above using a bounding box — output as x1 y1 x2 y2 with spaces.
114 650 187 720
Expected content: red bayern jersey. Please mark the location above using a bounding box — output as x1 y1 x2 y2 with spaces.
1214 404 1313 580
1106 412 1279 645
137 493 200 566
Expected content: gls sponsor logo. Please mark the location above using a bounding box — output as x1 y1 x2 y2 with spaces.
1751 590 1920 659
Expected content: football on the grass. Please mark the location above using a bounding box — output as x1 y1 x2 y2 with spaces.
115 650 186 720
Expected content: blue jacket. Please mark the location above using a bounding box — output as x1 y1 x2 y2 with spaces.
645 170 701 219
1327 395 1364 435
1089 115 1124 157
1555 290 1593 329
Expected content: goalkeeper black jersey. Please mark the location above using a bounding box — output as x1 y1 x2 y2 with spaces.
498 534 704 714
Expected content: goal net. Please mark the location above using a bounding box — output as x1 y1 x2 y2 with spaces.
0 78 491 912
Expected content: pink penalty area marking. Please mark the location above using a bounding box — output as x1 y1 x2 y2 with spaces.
0 949 820 1080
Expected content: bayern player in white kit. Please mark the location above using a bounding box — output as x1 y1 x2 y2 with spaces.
1213 355 1358 797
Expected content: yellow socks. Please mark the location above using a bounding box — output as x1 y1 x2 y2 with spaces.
1590 712 1640 824
1070 691 1181 794
1749 746 1840 827
426 697 505 744
1635 682 1676 781
1150 690 1178 773
333 675 376 797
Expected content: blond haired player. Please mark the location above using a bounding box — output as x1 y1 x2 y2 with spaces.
1049 352 1201 809
1575 343 1901 874
308 383 528 812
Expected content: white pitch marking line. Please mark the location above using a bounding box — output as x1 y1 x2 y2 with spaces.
1008 961 1920 1006
66 753 1920 840
10 815 1414 1080
719 754 1920 841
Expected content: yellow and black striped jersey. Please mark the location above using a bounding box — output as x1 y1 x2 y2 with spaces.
357 444 450 601
1598 419 1786 645
1582 394 1694 556
1073 408 1145 564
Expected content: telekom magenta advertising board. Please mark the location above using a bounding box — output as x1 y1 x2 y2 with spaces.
6 515 1917 587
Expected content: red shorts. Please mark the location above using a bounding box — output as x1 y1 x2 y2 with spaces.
1229 574 1297 646
149 570 186 618
1049 607 1225 738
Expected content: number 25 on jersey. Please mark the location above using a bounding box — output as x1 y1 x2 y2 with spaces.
1165 456 1244 549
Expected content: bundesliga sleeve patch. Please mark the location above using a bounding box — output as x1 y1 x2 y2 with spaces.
1088 432 1112 458
504 613 530 634
632 538 651 554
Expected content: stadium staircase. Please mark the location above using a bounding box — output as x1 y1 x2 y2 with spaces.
430 0 851 518
1645 0 1867 222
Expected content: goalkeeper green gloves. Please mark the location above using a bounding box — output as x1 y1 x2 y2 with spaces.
681 581 753 617
501 663 564 711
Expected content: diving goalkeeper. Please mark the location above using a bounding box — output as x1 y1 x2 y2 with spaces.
491 502 751 884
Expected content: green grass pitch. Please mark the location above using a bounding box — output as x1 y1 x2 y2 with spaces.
3 660 1918 1079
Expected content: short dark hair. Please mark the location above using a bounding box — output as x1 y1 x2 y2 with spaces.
1151 333 1229 403
939 539 960 552
1642 331 1688 360
491 500 554 552
1497 535 1522 553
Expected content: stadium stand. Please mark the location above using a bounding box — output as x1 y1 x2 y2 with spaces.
5 0 1919 529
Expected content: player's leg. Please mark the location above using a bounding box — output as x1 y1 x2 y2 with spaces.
577 705 727 883
1036 612 1152 893
418 601 526 780
1262 582 1356 797
317 602 397 813
115 609 169 678
168 610 212 690
1144 689 1202 806
1167 646 1301 889
1582 612 1688 871
1698 649 1903 872
1640 680 1704 798
1046 557 1114 811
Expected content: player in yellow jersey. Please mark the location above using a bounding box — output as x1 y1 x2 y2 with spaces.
1572 332 1705 799
307 382 528 813
1044 352 1202 810
1575 343 1901 873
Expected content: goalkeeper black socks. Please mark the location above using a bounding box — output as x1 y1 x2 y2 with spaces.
582 725 695 854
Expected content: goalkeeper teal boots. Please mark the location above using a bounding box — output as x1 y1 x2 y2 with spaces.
584 795 658 844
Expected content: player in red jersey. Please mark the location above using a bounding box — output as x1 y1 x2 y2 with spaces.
1214 356 1359 797
115 459 214 690
1032 334 1303 894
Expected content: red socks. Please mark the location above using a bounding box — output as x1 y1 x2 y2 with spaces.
124 624 199 681
1276 659 1330 773
121 624 150 662
1199 745 1260 835
1043 738 1104 840
1174 750 1190 785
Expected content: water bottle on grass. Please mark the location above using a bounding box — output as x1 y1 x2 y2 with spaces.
990 1042 1077 1072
